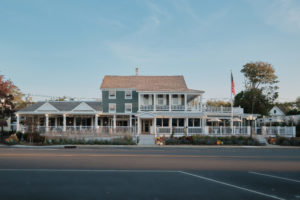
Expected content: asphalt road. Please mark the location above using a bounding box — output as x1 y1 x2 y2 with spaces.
0 146 299 200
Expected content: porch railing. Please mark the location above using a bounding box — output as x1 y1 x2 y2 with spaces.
156 105 169 111
140 105 154 111
171 105 185 111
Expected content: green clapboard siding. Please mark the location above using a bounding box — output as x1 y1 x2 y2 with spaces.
102 90 138 113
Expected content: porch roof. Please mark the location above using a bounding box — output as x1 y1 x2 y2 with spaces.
16 101 102 114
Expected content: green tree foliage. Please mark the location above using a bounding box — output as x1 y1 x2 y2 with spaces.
296 97 300 110
234 88 273 115
241 61 279 101
235 62 279 115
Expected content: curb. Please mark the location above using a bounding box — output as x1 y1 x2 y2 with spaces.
0 144 299 149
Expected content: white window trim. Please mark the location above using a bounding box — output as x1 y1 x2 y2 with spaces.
109 103 116 113
125 90 132 99
109 90 116 99
125 103 132 113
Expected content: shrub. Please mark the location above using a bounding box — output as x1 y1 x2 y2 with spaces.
165 138 178 145
16 132 23 141
23 132 45 144
3 134 19 145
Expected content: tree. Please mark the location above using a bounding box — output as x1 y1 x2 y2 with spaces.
241 62 279 102
234 88 273 116
235 62 279 114
296 97 300 110
0 75 16 141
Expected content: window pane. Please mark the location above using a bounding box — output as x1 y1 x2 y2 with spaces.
179 118 184 126
163 119 169 126
156 118 162 126
172 118 177 126
125 104 132 112
125 91 132 98
194 119 200 127
109 91 116 98
188 118 193 127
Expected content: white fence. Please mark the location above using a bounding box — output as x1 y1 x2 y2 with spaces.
257 126 296 138
156 126 250 137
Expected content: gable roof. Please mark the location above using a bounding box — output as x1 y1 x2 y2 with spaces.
100 75 204 93
270 105 287 115
17 101 102 113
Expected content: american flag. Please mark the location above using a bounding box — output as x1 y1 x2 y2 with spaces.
231 72 235 96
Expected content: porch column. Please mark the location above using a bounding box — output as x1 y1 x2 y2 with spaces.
55 117 57 127
95 114 98 129
129 115 132 127
137 117 141 135
153 94 156 111
73 116 76 129
16 114 20 132
113 114 116 128
63 114 66 132
169 94 171 111
185 117 188 135
154 117 156 137
184 94 187 111
202 118 206 134
169 118 172 135
45 114 49 132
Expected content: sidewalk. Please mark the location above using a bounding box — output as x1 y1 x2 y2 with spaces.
0 144 299 149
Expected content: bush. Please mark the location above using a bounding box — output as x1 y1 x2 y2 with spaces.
16 132 23 141
275 136 300 146
165 138 178 145
163 135 260 146
24 132 45 144
4 134 19 145
43 135 136 145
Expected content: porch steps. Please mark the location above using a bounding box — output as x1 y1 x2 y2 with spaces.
254 134 268 145
138 135 156 145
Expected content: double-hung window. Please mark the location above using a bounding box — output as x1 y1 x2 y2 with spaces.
125 103 132 113
109 90 116 99
109 103 116 113
125 90 132 99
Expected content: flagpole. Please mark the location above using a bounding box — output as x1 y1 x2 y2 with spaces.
231 70 234 135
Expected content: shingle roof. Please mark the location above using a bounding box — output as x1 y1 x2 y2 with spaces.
17 101 102 113
100 75 204 93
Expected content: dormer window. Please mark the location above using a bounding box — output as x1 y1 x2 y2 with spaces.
274 110 276 114
125 90 132 99
109 90 116 99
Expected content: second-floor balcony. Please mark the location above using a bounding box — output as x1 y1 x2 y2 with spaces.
139 104 244 114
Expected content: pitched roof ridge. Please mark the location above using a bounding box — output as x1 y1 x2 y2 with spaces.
104 75 184 77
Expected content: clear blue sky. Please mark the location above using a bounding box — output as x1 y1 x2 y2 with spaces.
1 0 299 102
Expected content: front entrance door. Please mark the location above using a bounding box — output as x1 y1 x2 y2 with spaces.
142 119 152 134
